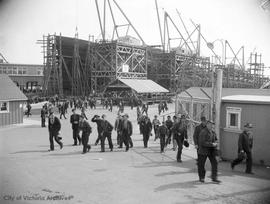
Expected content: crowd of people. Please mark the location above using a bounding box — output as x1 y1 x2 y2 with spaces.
38 96 254 184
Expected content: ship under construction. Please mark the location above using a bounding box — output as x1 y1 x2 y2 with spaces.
39 0 269 97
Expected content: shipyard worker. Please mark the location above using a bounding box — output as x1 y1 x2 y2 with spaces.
59 103 67 119
174 115 188 162
152 115 161 141
41 105 46 127
141 116 152 148
48 112 63 151
193 116 207 162
197 120 220 183
100 114 114 152
70 108 81 146
81 107 88 120
79 115 92 154
114 114 123 147
158 121 168 153
231 123 254 174
91 115 104 146
165 115 173 146
120 114 133 151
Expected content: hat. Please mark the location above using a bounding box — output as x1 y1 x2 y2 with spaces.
244 123 253 128
184 140 189 148
207 120 215 124
200 116 206 121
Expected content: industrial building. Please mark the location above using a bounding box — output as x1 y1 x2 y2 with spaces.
0 62 43 92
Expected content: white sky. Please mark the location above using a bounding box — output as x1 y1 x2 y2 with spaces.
0 0 269 73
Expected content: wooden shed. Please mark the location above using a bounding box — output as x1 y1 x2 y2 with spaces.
0 74 28 127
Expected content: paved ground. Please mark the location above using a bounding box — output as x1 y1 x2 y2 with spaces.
1 103 270 204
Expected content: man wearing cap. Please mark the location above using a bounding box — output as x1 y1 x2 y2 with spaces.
92 115 104 146
193 116 207 162
197 120 220 183
114 114 123 147
48 112 63 151
79 115 92 154
120 114 133 151
174 115 188 162
231 123 254 174
165 115 173 146
100 114 114 152
141 116 152 148
70 108 81 146
152 115 161 141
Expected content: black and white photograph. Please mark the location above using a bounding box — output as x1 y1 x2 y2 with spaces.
1 0 270 203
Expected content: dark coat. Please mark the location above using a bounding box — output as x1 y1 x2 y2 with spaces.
91 117 104 133
165 119 173 130
48 116 61 135
121 120 133 137
141 120 152 135
193 123 206 146
70 113 80 129
172 122 187 141
238 131 253 153
158 125 168 136
198 128 217 155
79 120 92 136
103 120 113 134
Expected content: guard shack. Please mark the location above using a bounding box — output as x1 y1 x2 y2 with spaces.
176 87 270 165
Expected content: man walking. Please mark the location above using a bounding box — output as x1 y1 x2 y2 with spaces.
92 115 103 146
120 114 133 152
152 115 161 141
231 123 254 174
165 115 173 146
197 120 220 183
173 115 187 162
158 121 168 153
70 108 81 146
141 117 152 148
79 116 92 154
41 105 46 127
48 112 63 151
193 116 207 162
100 114 114 152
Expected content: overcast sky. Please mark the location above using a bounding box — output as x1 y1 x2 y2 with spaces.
0 0 269 73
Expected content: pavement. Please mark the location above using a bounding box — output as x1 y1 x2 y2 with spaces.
0 103 270 204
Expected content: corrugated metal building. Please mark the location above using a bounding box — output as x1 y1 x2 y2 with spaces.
0 74 28 127
176 87 270 165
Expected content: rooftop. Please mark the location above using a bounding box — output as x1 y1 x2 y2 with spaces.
0 74 27 101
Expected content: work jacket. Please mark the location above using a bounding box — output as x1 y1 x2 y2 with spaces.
198 128 217 155
238 131 253 153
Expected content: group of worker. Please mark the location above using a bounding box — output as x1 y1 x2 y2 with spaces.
46 102 254 184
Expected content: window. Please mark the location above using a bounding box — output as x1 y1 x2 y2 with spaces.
13 67 18 75
226 107 241 130
0 101 9 113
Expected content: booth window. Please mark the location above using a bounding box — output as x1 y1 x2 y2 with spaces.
226 107 241 130
0 101 9 113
